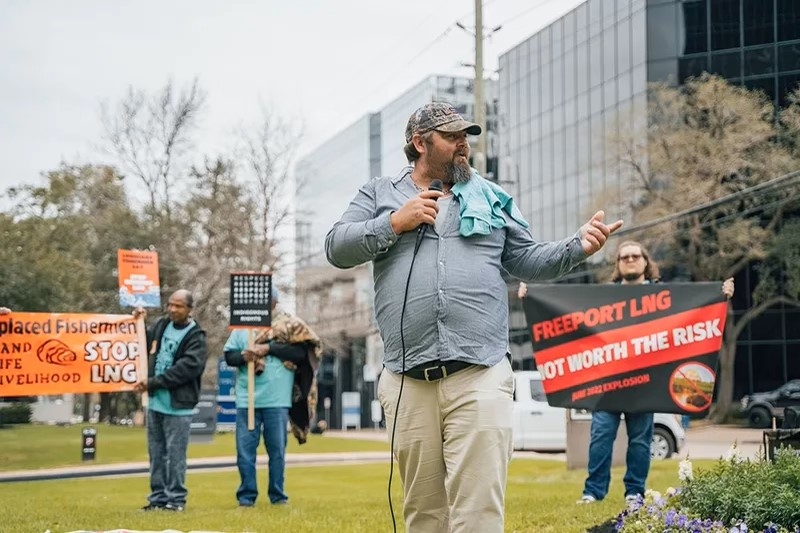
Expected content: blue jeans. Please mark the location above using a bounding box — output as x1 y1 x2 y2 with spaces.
235 407 289 505
582 411 654 500
146 410 192 507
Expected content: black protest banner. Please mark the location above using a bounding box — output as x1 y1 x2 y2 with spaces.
522 283 728 414
229 272 272 329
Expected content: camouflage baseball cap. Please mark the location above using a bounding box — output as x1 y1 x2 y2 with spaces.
404 102 482 143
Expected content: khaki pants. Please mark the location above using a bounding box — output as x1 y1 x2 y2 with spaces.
377 358 514 533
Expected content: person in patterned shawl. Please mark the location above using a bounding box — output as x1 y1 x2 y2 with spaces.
223 283 322 507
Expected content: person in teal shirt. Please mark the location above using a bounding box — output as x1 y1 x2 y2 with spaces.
134 289 207 512
223 285 308 507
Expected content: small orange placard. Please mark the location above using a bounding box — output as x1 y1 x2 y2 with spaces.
117 249 161 308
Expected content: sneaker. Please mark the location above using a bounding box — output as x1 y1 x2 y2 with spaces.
625 494 641 503
238 502 254 508
140 503 165 511
576 494 597 504
272 499 289 506
164 503 185 512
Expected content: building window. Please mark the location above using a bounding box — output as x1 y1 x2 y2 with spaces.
744 76 777 105
682 0 708 54
778 42 800 72
711 0 741 51
710 50 742 78
743 0 775 46
617 16 632 72
679 55 709 81
778 72 800 106
777 0 800 42
786 310 800 341
744 46 775 76
748 343 785 395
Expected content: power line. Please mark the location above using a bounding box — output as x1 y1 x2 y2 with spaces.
476 171 800 286
613 169 800 238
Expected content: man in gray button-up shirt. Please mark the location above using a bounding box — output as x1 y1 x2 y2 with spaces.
325 102 621 533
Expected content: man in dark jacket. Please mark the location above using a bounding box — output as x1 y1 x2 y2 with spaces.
134 289 207 512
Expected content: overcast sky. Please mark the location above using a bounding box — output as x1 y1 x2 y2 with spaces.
0 0 586 194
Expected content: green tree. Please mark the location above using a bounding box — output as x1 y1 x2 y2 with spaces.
2 164 147 420
2 164 146 312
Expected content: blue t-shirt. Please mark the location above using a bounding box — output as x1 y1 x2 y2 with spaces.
223 330 295 409
149 320 196 416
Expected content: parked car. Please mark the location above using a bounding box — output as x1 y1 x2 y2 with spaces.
740 379 800 428
512 371 685 460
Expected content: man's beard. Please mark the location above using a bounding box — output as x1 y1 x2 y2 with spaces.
443 161 472 185
622 271 645 282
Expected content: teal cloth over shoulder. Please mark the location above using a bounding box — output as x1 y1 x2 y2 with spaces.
451 172 529 236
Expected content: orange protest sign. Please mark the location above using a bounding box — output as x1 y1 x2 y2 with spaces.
117 249 161 308
0 312 145 396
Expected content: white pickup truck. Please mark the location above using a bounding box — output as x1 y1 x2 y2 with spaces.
511 370 685 459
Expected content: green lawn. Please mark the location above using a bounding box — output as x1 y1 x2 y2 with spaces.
0 457 714 533
0 424 387 471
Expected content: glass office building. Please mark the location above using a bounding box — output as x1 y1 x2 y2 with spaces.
499 0 800 395
295 114 377 268
499 0 648 244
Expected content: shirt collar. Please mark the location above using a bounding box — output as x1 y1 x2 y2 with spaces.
391 165 414 185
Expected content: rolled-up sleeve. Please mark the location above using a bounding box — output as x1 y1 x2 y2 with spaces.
502 215 587 281
325 181 398 269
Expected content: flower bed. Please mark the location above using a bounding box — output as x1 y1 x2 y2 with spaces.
615 445 800 532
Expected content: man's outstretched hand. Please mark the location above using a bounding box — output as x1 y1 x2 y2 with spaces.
580 210 623 256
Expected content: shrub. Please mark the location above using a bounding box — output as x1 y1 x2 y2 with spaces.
0 402 32 424
679 447 800 530
617 445 800 532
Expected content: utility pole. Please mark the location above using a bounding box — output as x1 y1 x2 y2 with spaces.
474 0 487 175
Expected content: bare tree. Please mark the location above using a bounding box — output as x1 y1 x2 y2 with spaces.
179 157 257 360
101 79 206 220
237 107 304 274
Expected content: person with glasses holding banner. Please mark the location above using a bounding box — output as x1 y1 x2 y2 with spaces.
517 241 734 503
576 240 733 504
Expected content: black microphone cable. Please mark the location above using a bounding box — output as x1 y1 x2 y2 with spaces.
388 178 443 533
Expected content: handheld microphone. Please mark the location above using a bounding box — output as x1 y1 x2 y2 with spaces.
413 179 443 255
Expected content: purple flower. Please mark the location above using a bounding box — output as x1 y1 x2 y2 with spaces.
664 509 678 526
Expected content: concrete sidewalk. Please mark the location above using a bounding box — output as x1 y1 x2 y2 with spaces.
0 424 773 483
0 450 391 483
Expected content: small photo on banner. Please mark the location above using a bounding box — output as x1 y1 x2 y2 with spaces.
522 283 729 415
117 249 161 308
229 272 272 328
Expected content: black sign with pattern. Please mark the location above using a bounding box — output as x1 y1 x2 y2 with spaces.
229 272 272 328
